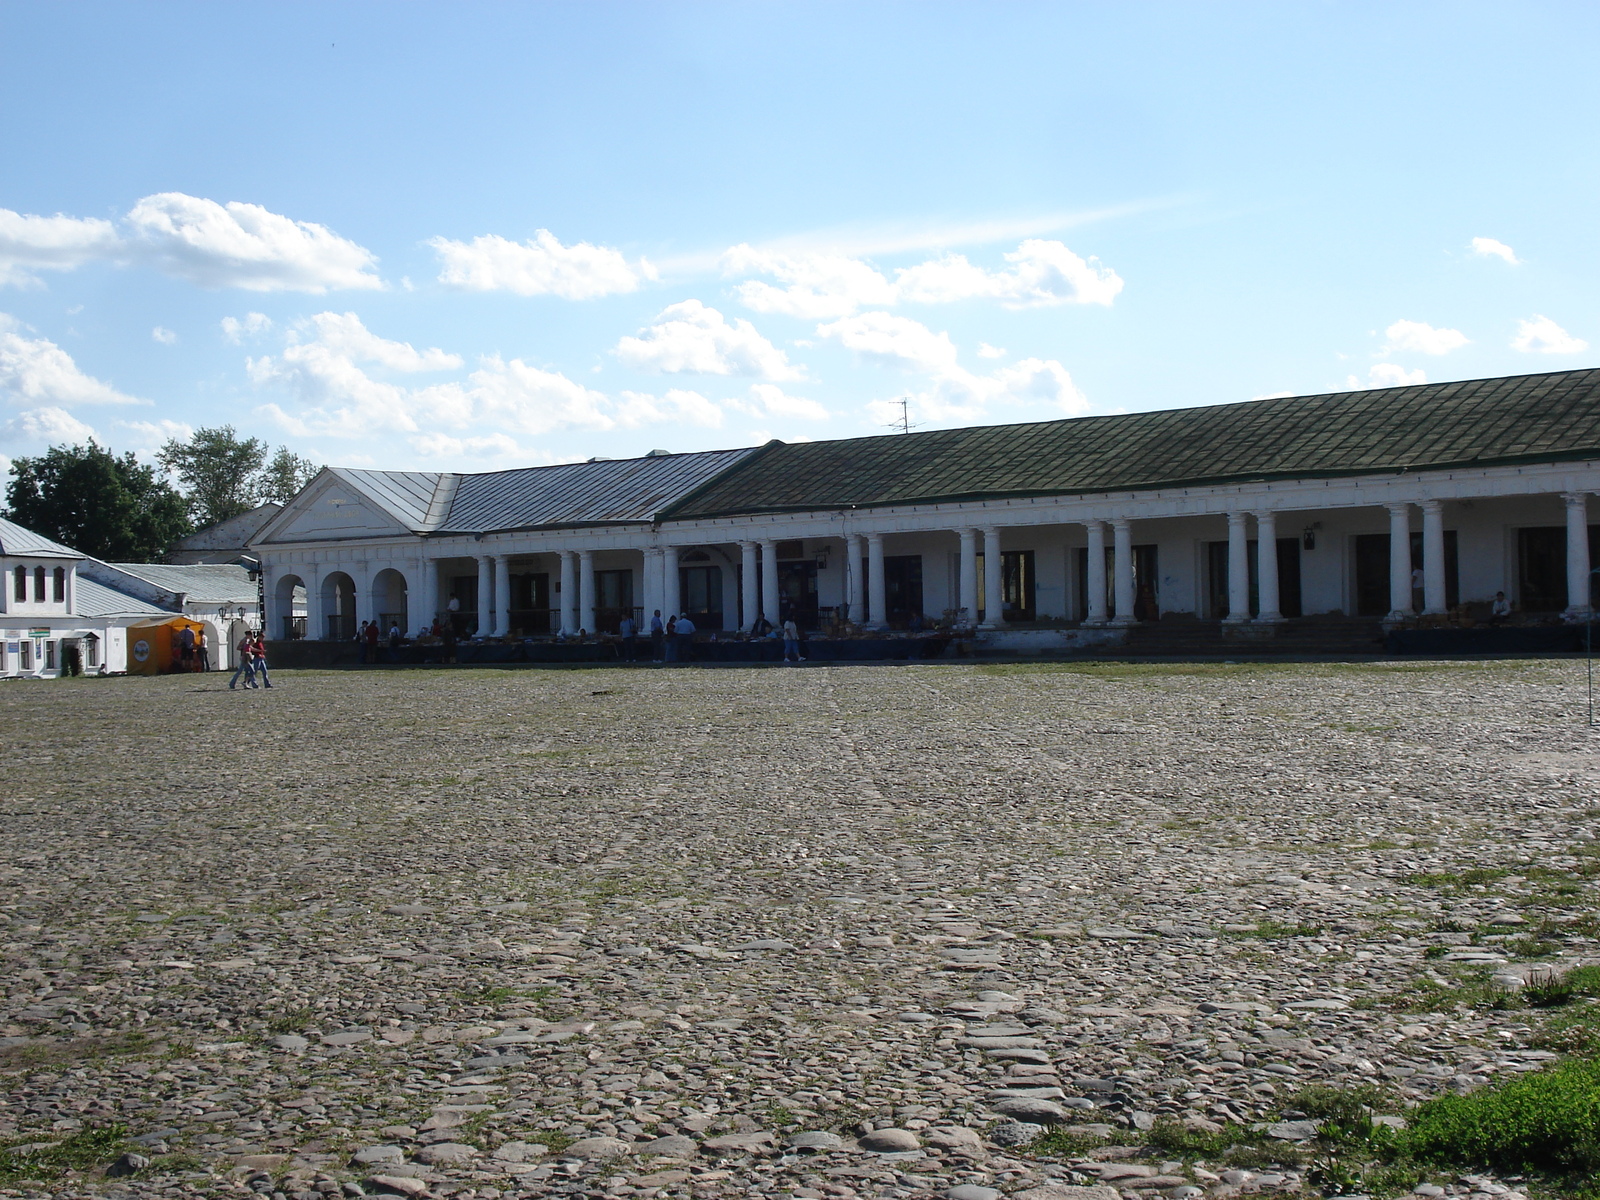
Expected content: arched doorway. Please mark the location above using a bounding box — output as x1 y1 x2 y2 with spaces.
371 568 409 636
322 572 357 641
274 574 307 640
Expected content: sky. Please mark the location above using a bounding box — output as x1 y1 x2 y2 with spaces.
1 2 1597 481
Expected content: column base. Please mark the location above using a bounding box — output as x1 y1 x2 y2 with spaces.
1110 615 1138 627
1253 613 1285 624
1564 607 1594 623
864 621 889 631
1221 615 1251 625
1081 617 1107 628
1385 609 1414 623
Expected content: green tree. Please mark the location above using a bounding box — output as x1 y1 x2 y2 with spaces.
3 442 192 560
157 425 268 527
259 446 319 505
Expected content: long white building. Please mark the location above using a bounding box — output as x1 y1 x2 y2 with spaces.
253 369 1600 651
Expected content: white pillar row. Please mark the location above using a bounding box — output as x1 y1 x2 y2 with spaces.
845 534 865 623
662 545 681 619
1083 520 1108 626
578 549 597 634
866 533 887 629
1386 502 1413 620
1224 511 1251 623
1111 518 1137 626
418 558 438 631
1254 511 1283 623
980 526 1004 628
760 539 780 623
958 528 979 627
492 555 511 637
475 555 493 636
738 541 758 630
1565 491 1592 619
557 551 577 635
1421 500 1448 616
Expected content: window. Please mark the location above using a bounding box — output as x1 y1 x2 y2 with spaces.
83 635 98 668
13 566 23 602
44 640 55 670
20 640 31 671
33 566 45 601
52 567 65 603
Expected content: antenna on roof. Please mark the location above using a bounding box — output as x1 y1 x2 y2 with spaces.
884 397 922 435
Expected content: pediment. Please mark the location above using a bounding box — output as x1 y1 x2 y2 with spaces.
255 473 412 544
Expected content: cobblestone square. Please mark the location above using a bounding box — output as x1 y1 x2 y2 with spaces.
2 661 1595 1199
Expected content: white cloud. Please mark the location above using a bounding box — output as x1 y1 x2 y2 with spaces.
1512 314 1588 354
615 300 801 379
616 388 724 429
1470 237 1520 265
725 239 1122 317
1351 363 1428 389
976 342 1007 359
721 245 897 319
151 325 177 345
1251 390 1296 401
725 383 830 422
0 406 97 445
451 357 616 435
126 192 382 292
431 230 653 299
1383 319 1469 355
117 417 194 457
410 431 524 460
0 209 121 287
221 312 273 343
0 319 147 407
817 312 960 373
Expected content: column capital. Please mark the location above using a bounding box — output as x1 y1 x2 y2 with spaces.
1419 498 1444 514
1109 517 1132 532
1565 490 1592 507
1083 517 1106 530
865 531 884 544
1226 510 1249 527
738 539 757 551
1385 500 1412 516
1252 508 1279 525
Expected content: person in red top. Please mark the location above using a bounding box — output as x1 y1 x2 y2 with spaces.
363 620 380 665
250 631 273 688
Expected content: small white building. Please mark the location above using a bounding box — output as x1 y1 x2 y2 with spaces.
77 560 265 671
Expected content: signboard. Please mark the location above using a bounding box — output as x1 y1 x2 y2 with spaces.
131 638 152 663
29 627 49 637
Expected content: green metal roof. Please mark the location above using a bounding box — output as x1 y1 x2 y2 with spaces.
665 368 1600 518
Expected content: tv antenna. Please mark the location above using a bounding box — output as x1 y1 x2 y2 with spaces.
884 397 923 435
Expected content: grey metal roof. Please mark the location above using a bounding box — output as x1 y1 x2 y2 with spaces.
330 468 447 531
438 447 760 534
72 576 170 618
105 562 257 603
0 515 81 559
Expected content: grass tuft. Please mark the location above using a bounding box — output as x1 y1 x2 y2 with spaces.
0 1125 131 1186
1405 1056 1600 1175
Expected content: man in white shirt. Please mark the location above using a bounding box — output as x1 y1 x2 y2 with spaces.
674 614 696 663
782 618 804 663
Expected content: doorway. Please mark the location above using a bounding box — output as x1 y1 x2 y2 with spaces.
884 555 923 628
680 565 724 630
596 569 634 634
1206 539 1303 618
778 561 819 629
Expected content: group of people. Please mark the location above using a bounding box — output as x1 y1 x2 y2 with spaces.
174 625 211 672
228 630 272 689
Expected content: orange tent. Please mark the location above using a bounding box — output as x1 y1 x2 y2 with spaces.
126 616 206 675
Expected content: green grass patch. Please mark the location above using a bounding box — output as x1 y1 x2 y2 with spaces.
1230 919 1324 940
1405 867 1510 891
0 1031 164 1073
0 1125 131 1186
1406 1056 1600 1177
1029 1126 1109 1158
265 1007 316 1033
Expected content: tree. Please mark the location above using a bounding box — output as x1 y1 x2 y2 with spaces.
157 425 267 527
259 446 319 505
3 442 192 560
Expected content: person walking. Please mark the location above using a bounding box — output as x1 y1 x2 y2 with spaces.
649 609 665 662
195 628 211 673
356 620 369 664
782 617 804 663
251 631 273 688
664 614 678 662
618 612 637 662
675 612 696 663
229 631 256 689
364 619 380 664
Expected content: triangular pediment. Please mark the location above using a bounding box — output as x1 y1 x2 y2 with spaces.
253 470 415 544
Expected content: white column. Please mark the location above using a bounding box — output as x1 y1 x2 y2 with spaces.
418 558 438 631
760 539 780 623
1386 502 1413 620
662 546 681 618
475 556 493 636
739 541 758 630
1224 511 1251 623
1254 512 1282 623
980 526 1004 628
866 533 887 629
1111 518 1137 626
1421 500 1448 616
493 555 511 636
958 528 979 627
558 551 577 635
846 534 865 623
304 565 323 640
1566 491 1592 620
642 548 663 624
579 549 596 633
1084 520 1108 626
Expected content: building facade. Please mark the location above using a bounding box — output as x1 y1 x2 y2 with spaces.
253 369 1600 647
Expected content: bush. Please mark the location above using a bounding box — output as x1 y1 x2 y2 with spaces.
1405 1056 1600 1174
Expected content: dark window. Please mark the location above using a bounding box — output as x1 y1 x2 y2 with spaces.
595 569 634 634
44 640 55 670
33 566 45 601
509 572 551 635
13 566 23 601
777 561 819 629
52 567 65 602
1354 533 1390 616
679 565 724 631
884 555 923 628
1001 550 1036 622
1205 539 1305 619
1074 544 1159 621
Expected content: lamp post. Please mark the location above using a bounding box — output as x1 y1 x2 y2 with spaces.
1589 568 1600 726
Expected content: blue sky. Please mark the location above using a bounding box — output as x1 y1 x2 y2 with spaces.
2 2 1597 478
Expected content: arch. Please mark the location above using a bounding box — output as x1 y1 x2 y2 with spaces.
321 571 357 641
371 567 409 636
273 573 308 640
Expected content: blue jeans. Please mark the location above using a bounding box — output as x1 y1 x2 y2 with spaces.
229 659 255 689
253 660 272 688
784 638 802 660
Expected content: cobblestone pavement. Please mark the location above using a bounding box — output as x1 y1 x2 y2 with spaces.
2 660 1597 1200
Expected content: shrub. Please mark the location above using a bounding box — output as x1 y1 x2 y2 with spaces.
1404 1056 1600 1174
